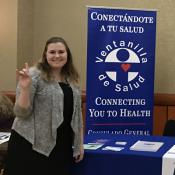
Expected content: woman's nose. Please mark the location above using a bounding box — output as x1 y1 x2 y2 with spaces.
55 52 60 57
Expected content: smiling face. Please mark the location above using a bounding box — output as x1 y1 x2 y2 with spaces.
46 42 68 72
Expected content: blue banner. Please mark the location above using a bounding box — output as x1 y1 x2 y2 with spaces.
86 7 157 135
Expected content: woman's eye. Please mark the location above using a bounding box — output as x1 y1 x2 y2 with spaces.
48 50 65 54
59 51 64 54
49 51 55 54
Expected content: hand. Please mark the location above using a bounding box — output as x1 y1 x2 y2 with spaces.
16 63 31 90
74 144 84 163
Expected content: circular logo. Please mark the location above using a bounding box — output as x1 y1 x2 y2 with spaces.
96 40 147 92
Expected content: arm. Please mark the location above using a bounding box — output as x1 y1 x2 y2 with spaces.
74 93 84 163
16 63 31 109
72 87 84 162
14 63 36 117
74 127 84 163
17 88 31 109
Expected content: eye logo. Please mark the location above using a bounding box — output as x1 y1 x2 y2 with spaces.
96 40 147 92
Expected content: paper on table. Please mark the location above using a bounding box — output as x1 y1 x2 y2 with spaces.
0 132 11 144
130 140 164 152
115 141 127 145
84 143 104 150
94 139 110 144
102 146 124 151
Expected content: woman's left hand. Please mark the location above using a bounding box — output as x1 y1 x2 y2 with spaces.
74 145 84 163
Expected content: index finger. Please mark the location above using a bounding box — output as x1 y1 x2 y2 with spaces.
25 62 29 71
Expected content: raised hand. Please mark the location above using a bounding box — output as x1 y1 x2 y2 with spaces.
16 63 31 91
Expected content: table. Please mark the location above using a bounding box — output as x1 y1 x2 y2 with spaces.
73 134 175 175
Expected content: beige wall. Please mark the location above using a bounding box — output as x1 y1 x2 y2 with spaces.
17 0 34 69
0 0 17 91
1 0 175 93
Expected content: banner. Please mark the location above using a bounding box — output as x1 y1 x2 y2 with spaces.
86 6 157 135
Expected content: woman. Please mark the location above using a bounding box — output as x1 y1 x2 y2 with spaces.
5 37 84 175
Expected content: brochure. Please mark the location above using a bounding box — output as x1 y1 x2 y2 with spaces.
94 139 110 144
102 146 124 152
130 140 164 152
84 143 104 150
115 141 127 146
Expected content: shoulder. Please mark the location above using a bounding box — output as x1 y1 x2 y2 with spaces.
28 66 43 86
70 83 80 91
29 66 41 79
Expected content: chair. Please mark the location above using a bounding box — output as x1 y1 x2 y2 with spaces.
163 119 175 136
0 94 14 174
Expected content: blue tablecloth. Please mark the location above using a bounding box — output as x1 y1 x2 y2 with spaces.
73 134 175 175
